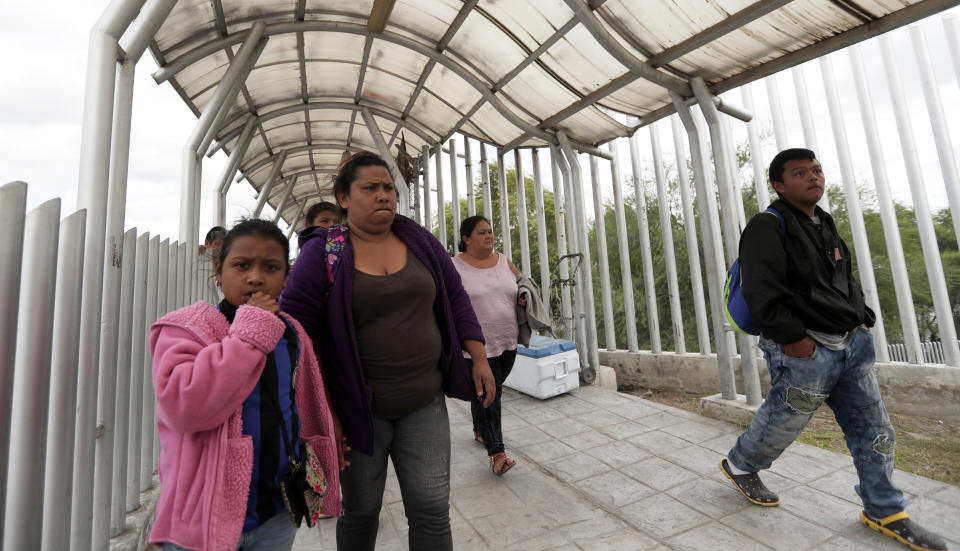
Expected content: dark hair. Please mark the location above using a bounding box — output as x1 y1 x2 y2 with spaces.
305 201 340 226
204 226 226 244
332 151 391 213
216 218 290 274
768 148 817 185
458 215 491 253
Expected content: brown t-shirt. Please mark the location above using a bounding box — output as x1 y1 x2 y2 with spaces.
352 249 443 418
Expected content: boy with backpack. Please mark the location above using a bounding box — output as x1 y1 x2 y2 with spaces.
721 148 947 551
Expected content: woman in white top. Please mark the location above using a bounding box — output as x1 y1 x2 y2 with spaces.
453 215 525 475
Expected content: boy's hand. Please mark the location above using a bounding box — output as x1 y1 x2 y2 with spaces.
246 291 279 314
784 337 816 358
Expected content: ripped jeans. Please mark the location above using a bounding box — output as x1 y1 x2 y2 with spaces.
728 327 906 519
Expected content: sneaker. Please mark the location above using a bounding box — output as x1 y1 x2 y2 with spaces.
860 511 948 551
720 459 780 506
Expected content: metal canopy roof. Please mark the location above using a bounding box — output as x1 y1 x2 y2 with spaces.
147 0 956 225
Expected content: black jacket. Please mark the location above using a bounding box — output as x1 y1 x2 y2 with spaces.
739 198 875 344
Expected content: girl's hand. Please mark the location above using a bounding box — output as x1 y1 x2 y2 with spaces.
246 291 279 314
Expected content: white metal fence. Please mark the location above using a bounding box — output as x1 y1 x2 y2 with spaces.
888 340 960 364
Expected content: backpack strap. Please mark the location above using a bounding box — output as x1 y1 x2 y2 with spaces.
323 224 349 291
764 207 785 236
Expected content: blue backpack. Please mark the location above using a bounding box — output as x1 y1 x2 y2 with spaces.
724 207 785 335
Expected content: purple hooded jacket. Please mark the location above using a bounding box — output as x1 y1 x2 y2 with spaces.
280 214 484 455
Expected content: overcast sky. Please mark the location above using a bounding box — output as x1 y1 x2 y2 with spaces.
2 2 959 244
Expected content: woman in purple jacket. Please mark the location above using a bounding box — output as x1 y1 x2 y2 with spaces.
281 151 495 551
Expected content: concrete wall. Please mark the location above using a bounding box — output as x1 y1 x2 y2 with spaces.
599 350 960 422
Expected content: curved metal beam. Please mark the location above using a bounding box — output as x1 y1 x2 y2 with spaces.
240 142 367 179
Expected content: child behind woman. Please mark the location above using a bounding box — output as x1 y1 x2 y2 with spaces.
149 219 341 551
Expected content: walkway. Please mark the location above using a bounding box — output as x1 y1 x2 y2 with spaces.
293 385 959 550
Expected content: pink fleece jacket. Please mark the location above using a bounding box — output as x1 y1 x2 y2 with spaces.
148 301 342 551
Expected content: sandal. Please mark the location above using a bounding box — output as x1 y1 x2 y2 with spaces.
860 511 948 551
473 431 484 445
490 452 515 476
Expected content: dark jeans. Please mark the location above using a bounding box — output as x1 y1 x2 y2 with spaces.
469 349 517 456
336 393 452 551
728 327 906 519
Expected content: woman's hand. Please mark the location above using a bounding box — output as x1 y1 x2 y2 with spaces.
472 360 496 408
517 294 527 308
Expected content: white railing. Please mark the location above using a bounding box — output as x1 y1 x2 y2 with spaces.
888 340 960 364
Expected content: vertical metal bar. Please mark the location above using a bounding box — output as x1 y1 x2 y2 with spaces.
422 145 432 233
109 229 140 536
764 75 788 151
144 240 170 491
253 150 287 218
720 114 747 229
606 142 639 353
449 139 461 242
589 155 617 351
553 147 586 349
557 131 600 380
515 150 532 275
497 152 512 262
946 17 960 86
671 116 711 354
435 144 447 247
910 25 960 254
740 84 770 209
481 144 493 220
40 209 86 551
286 202 305 241
672 93 737 401
0 181 26 540
3 198 60 551
820 56 889 362
792 65 819 152
549 148 574 339
627 135 661 353
359 107 409 215
178 242 188 307
849 46 922 365
531 149 551 304
216 117 258 226
464 136 476 216
650 124 685 354
126 235 156 511
880 36 959 367
272 176 298 224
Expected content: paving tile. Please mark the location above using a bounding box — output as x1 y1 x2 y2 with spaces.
500 412 531 431
665 476 752 519
929 484 960 507
573 529 661 550
450 454 502 488
606 402 665 421
507 471 605 525
451 481 527 520
813 534 903 551
661 419 737 444
635 410 688 429
578 390 636 408
699 432 741 455
779 485 863 532
892 468 950 497
504 397 555 413
807 469 863 505
556 513 631 541
542 451 612 482
469 509 555 547
787 441 854 470
506 532 577 551
666 521 772 551
516 439 577 463
577 410 629 428
537 417 592 439
597 420 652 440
573 469 656 509
584 439 650 469
659 445 725 476
547 396 599 416
563 429 615 450
768 450 841 483
628 429 694 453
502 424 554 447
720 505 833 550
619 493 711 539
621 457 700 491
518 405 569 425
904 496 960 546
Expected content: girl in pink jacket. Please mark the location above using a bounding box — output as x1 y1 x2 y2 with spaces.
149 219 341 551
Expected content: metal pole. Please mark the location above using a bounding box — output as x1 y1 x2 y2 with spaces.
481 143 493 219
910 25 960 254
849 46 922 365
0 181 26 540
720 114 747 229
946 17 960 86
72 3 144 546
126 235 156 511
497 152 512 262
360 107 409 215
422 145 432 233
178 242 187 308
435 144 447 248
253 150 288 218
765 75 787 151
672 92 737 402
671 116 711 354
464 136 476 216
650 123 685 354
216 117 258 226
3 198 60 551
820 56 889 362
272 176 299 224
286 202 305 240
589 154 617 351
515 150 531 275
144 240 170 491
557 131 600 381
880 36 959 366
449 139 461 241
550 148 574 340
40 210 85 551
531 149 551 304
792 65 819 152
741 83 770 209
607 142 639 353
627 134 661 353
108 229 139 537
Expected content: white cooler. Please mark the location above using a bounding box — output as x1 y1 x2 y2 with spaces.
504 335 580 399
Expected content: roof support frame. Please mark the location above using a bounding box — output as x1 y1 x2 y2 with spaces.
242 142 366 177
361 106 410 214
